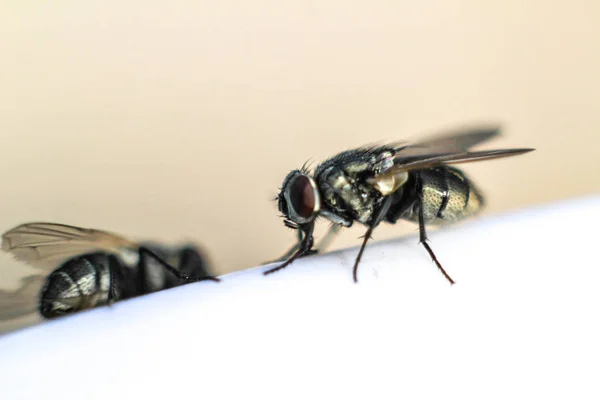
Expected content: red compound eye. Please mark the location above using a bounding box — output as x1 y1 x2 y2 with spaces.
289 175 316 219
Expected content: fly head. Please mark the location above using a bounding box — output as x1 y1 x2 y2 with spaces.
277 169 322 227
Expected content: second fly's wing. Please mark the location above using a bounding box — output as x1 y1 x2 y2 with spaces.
0 274 45 322
1 222 140 272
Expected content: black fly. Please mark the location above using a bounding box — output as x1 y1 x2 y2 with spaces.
0 222 219 320
265 125 535 284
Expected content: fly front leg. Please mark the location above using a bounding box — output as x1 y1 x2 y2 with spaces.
352 195 394 283
268 221 342 266
264 223 315 275
313 223 342 254
267 228 305 264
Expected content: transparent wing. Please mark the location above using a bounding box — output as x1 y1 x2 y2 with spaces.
392 125 502 157
0 312 42 335
369 143 534 196
0 274 45 321
389 148 534 174
1 222 139 271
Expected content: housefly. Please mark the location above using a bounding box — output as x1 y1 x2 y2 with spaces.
266 125 535 283
0 222 218 320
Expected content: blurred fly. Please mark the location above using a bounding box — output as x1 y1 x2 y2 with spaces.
266 125 535 283
0 222 219 320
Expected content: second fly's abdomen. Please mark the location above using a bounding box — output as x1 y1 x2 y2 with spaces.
406 166 484 225
39 253 112 318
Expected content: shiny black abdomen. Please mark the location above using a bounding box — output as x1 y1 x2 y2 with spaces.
385 166 484 226
38 245 212 320
39 253 115 319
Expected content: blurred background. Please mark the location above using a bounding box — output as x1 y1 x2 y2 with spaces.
1 1 599 333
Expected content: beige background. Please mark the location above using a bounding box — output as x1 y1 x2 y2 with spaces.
1 2 599 330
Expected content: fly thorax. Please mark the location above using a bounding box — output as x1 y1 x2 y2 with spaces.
355 183 381 224
319 165 376 224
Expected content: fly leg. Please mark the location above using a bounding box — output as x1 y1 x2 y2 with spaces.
264 223 315 275
267 228 306 264
268 222 341 265
177 246 214 281
417 200 455 285
352 195 394 283
138 247 220 284
314 223 342 254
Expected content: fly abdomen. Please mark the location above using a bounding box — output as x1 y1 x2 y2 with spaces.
404 166 484 225
39 253 112 319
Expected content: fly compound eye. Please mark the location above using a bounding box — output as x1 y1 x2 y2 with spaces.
289 176 315 218
286 174 321 223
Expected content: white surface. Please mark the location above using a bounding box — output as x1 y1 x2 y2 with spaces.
0 195 599 400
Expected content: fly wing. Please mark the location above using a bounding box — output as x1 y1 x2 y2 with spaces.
0 274 45 321
389 148 535 173
362 125 533 196
0 312 42 335
392 125 502 157
368 148 535 195
1 222 140 271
